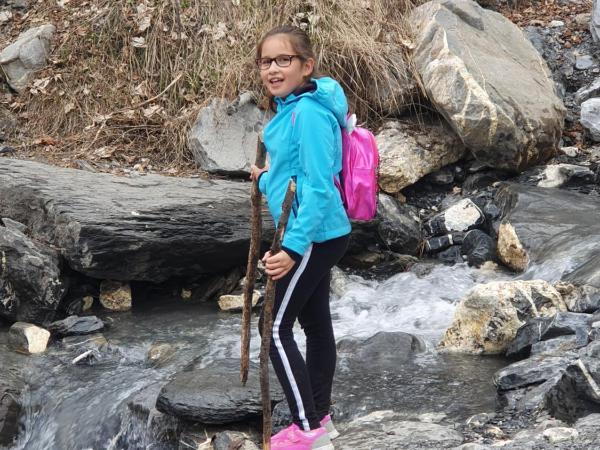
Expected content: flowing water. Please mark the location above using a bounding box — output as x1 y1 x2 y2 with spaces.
1 262 515 450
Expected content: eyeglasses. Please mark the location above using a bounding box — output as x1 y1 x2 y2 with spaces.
255 55 302 70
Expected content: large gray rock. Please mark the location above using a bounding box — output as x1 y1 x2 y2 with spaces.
0 225 67 324
411 0 565 172
592 0 600 42
495 184 600 299
376 193 421 254
337 331 427 367
376 119 466 193
0 24 55 92
189 93 268 175
335 412 464 449
439 280 567 355
48 315 104 337
581 98 600 142
156 359 283 424
494 355 573 391
0 158 273 282
537 164 596 189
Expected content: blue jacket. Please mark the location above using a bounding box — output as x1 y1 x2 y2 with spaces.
258 77 352 259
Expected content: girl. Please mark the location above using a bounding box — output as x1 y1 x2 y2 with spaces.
250 26 351 450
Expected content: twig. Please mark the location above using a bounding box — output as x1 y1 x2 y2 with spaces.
241 137 267 385
260 180 297 450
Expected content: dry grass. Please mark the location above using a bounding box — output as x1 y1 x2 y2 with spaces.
3 0 420 173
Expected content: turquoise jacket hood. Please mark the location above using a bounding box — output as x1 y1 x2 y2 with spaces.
258 77 351 257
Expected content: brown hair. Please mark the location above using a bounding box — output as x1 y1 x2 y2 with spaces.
256 26 322 111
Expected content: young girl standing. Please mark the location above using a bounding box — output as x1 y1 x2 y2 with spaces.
250 26 351 450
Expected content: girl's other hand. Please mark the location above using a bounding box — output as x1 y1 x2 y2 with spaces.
250 164 268 181
262 250 295 280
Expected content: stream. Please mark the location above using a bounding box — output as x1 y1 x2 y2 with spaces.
2 262 516 449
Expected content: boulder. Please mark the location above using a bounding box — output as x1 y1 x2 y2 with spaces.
48 315 104 336
337 331 427 367
556 283 600 313
506 312 591 358
0 24 55 92
0 226 67 324
495 184 600 292
439 280 567 354
8 321 50 354
188 92 267 175
531 336 583 357
461 229 496 267
537 164 596 189
411 0 565 172
156 359 283 424
376 120 466 194
376 193 421 254
493 355 573 391
0 158 273 282
581 98 600 142
146 343 175 368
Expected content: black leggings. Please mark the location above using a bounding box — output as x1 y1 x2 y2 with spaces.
259 234 349 431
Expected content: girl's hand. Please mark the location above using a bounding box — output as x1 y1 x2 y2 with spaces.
262 250 295 281
250 164 268 181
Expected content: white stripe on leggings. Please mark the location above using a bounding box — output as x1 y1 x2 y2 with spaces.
273 244 313 431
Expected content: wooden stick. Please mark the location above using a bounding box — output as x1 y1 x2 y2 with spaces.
240 137 267 385
260 180 297 450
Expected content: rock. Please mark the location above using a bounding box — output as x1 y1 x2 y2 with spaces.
213 431 260 450
189 92 267 175
439 280 567 354
575 78 600 104
542 427 578 444
335 414 464 449
593 0 600 41
495 184 600 284
461 229 496 267
376 193 421 254
330 266 351 298
437 244 464 265
156 359 283 424
560 146 579 157
337 331 427 367
218 290 259 312
493 355 573 391
191 267 244 303
0 24 55 92
411 0 565 172
424 198 485 236
0 158 272 283
99 281 131 311
507 312 592 357
548 20 565 28
531 335 582 356
376 120 466 194
581 98 600 142
48 315 104 336
537 164 595 188
585 340 600 358
0 375 23 447
146 343 175 368
0 106 17 140
0 226 67 324
1 218 26 233
8 322 50 354
576 55 595 70
556 282 600 313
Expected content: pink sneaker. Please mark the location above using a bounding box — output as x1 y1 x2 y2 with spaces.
320 415 340 440
270 424 334 449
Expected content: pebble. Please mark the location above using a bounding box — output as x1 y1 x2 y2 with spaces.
548 20 565 27
560 146 579 157
576 55 595 70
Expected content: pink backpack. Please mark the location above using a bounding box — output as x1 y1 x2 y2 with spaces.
334 114 379 221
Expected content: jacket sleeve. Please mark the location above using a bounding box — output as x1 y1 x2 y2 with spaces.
282 104 336 257
257 170 269 195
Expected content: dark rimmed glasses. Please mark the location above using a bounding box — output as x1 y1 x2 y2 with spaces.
255 55 302 70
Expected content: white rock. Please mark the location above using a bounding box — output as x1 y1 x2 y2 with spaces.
537 164 594 188
548 20 565 27
560 146 579 157
581 98 600 141
218 290 259 312
8 322 51 354
542 427 578 444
